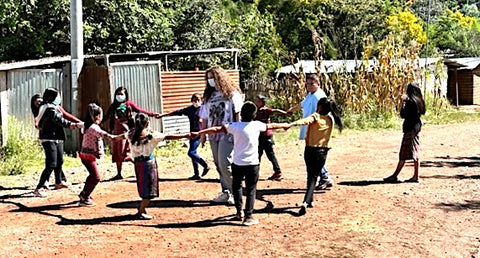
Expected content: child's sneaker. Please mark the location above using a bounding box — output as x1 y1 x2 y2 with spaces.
268 172 283 181
34 189 47 198
78 195 94 206
54 181 70 190
188 174 201 180
201 167 210 177
315 177 334 190
136 212 153 220
243 217 259 226
233 210 244 221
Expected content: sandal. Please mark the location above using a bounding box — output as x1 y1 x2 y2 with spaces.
405 178 419 183
110 175 123 181
383 175 399 183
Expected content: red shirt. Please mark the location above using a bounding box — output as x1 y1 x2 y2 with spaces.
255 106 274 136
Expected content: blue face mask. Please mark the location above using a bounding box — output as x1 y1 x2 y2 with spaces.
52 96 62 105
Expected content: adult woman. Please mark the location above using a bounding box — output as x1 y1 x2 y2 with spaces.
384 82 426 183
104 87 160 180
34 88 81 197
199 67 243 204
31 93 82 190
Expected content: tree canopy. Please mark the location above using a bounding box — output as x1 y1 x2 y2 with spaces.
0 0 479 78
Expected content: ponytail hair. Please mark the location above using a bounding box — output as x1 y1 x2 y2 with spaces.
317 97 344 132
130 113 150 145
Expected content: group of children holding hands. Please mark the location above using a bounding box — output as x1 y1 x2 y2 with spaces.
30 72 425 226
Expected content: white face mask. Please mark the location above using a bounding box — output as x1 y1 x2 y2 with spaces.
207 78 215 87
115 94 126 102
192 101 201 108
52 95 62 105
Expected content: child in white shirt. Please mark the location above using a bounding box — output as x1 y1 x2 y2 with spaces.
193 102 288 226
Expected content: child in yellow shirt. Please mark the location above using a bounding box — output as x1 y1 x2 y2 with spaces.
287 97 343 215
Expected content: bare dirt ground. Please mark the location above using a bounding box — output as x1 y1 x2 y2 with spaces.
1 121 480 257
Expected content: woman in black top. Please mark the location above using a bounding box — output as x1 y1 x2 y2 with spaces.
34 88 80 197
384 82 426 183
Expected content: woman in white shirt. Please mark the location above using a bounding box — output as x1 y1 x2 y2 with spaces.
199 67 243 204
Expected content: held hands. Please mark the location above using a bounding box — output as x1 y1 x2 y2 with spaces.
154 113 163 119
70 122 84 129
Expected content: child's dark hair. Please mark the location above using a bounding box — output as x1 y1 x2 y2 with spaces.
42 88 59 104
131 113 150 145
240 101 257 122
256 94 268 104
30 94 42 117
406 82 426 115
191 93 201 102
317 97 344 132
112 87 129 107
84 103 103 130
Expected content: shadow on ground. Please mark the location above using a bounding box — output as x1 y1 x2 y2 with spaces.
422 156 480 168
434 200 480 211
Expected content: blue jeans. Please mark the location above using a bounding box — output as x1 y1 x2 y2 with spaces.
188 137 208 175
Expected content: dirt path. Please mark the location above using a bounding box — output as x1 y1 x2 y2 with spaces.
1 121 480 257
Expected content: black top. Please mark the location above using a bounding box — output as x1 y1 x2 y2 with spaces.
171 105 201 132
400 100 422 133
38 104 72 140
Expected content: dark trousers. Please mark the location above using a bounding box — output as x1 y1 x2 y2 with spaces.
303 146 329 205
188 137 208 175
80 159 101 198
36 141 66 189
232 163 259 218
258 134 281 174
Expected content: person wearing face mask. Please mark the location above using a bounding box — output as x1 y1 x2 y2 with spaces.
33 88 82 197
157 93 210 180
31 93 83 191
199 66 243 204
104 87 161 180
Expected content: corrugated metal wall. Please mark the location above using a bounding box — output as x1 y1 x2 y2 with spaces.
110 62 163 132
160 70 239 134
110 66 240 135
7 69 64 136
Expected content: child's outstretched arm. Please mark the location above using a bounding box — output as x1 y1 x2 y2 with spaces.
272 108 288 116
191 125 226 138
267 122 291 130
109 133 126 141
165 133 192 140
289 114 316 127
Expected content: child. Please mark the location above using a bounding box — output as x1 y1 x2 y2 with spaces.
193 102 289 226
33 88 81 197
104 87 161 180
78 103 118 206
158 93 210 180
254 94 288 181
125 113 191 220
384 82 426 183
287 97 343 216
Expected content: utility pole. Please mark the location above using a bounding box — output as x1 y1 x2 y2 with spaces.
424 0 431 94
70 0 83 151
70 0 83 116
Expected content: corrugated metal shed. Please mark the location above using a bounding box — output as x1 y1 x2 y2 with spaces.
110 61 163 132
445 58 480 105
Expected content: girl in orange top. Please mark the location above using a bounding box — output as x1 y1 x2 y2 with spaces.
287 97 343 215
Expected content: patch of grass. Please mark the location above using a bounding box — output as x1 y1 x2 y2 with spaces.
0 116 81 176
